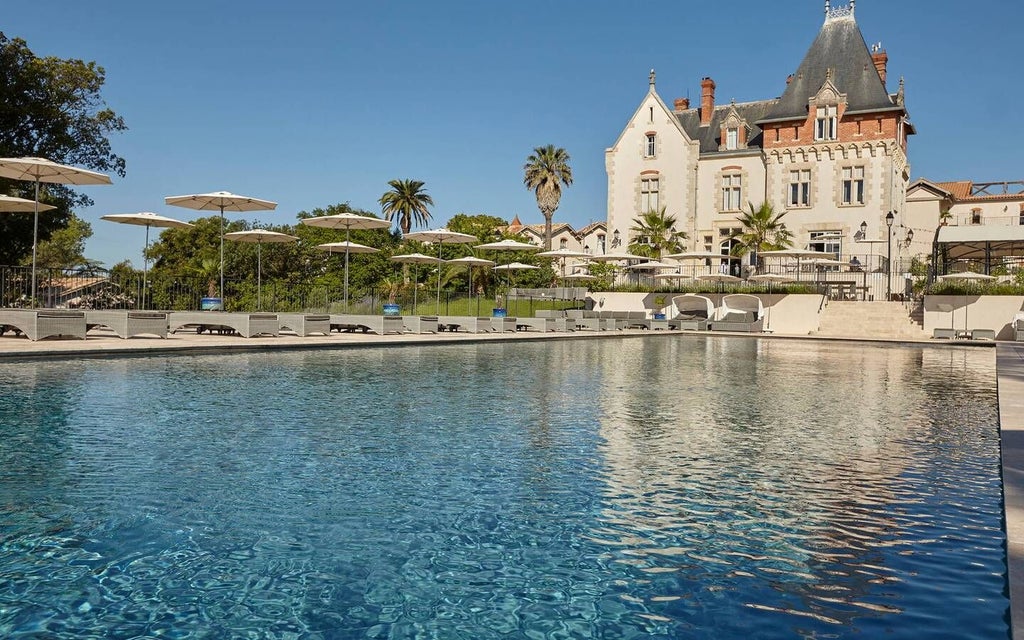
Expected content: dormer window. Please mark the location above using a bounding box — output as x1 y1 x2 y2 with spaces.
815 106 838 141
726 127 738 150
645 134 656 157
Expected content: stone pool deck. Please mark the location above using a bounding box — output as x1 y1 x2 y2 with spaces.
0 328 1018 635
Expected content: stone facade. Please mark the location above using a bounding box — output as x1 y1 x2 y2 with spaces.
604 3 915 270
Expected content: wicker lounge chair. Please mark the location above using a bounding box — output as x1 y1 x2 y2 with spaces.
932 327 957 339
0 309 87 341
402 316 439 334
85 310 168 339
329 314 405 335
169 312 280 338
710 294 764 332
671 294 714 331
278 313 331 337
436 316 494 333
515 317 559 332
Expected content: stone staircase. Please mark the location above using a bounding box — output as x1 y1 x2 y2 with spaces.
813 300 927 340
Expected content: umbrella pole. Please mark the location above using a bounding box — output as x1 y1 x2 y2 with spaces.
30 180 39 307
257 241 262 311
142 224 150 310
413 264 419 311
435 241 443 315
219 206 225 302
344 224 351 312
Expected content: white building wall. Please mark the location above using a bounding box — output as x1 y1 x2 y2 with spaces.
605 90 699 249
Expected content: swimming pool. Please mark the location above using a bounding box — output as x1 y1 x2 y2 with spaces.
0 337 1008 638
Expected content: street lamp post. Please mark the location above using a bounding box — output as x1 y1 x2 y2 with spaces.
885 211 895 300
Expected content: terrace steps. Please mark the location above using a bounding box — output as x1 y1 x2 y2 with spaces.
813 300 928 340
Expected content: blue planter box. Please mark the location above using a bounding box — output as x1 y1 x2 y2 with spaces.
382 303 400 316
492 308 507 318
200 297 223 311
654 313 666 320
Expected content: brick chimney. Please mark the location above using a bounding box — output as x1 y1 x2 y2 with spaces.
700 77 715 126
872 50 888 85
673 97 690 113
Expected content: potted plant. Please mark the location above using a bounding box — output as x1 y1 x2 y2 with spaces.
493 285 507 317
381 277 402 315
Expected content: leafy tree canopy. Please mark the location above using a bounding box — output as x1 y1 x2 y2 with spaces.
446 213 508 245
32 214 93 269
0 32 127 265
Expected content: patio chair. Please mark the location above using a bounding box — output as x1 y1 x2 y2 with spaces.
671 294 714 331
710 294 764 332
437 316 494 333
402 315 439 334
932 327 957 340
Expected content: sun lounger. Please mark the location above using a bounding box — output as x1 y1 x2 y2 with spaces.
932 327 956 340
437 316 494 333
970 328 996 341
330 314 405 335
0 309 87 341
169 312 280 338
278 313 331 337
709 294 764 332
515 317 559 332
492 316 519 332
85 310 168 339
672 294 714 331
402 316 439 334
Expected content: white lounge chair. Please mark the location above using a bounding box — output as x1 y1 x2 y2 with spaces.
0 309 87 341
330 314 405 335
710 294 764 332
85 310 168 339
403 315 439 334
671 294 715 331
437 316 494 333
278 313 331 337
169 312 280 338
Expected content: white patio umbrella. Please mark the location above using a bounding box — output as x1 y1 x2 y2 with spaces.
0 194 57 213
391 252 445 311
404 229 478 314
749 273 796 333
304 213 391 310
165 191 277 302
0 157 111 306
536 248 591 286
447 256 495 316
101 212 194 309
758 248 834 280
587 251 646 287
493 262 541 302
318 241 380 310
700 272 742 292
224 229 298 310
937 272 996 333
474 239 541 252
625 260 673 271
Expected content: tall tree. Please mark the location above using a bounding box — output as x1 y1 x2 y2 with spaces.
523 145 573 250
379 179 434 235
32 214 93 269
0 33 127 265
730 201 793 271
628 207 686 259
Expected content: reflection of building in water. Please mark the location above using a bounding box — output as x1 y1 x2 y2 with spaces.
590 337 999 628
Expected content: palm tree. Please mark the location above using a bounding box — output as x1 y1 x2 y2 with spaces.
523 145 573 250
379 179 434 234
730 201 793 271
628 208 687 259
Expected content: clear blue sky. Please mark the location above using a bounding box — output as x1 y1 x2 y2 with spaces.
6 0 1022 268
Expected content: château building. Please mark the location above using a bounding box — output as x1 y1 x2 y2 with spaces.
604 1 919 273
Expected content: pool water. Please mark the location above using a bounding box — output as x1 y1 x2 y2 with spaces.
0 338 1009 638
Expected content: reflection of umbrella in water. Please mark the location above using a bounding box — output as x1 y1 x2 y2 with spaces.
404 229 478 314
318 241 380 310
303 213 391 311
937 272 996 333
224 229 298 310
447 256 495 316
101 212 194 309
391 252 444 311
165 190 277 301
0 157 112 306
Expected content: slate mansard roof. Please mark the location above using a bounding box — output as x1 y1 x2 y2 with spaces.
759 12 899 124
677 99 779 154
